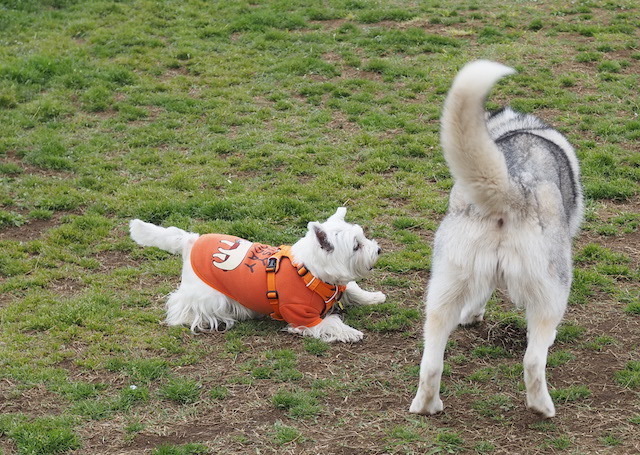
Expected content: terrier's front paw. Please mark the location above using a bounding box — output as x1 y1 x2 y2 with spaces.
366 291 387 305
327 325 363 343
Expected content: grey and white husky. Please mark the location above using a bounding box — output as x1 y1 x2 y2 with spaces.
410 60 583 418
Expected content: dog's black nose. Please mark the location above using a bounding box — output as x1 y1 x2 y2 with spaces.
377 248 382 255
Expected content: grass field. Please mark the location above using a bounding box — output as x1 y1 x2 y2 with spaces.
1 0 639 453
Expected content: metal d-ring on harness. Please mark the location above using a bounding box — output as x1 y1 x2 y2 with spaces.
265 246 346 322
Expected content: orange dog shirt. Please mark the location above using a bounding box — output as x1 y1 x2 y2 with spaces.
190 234 344 328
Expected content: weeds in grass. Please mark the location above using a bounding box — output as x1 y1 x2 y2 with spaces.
474 441 496 453
105 358 169 383
303 338 331 356
550 385 592 403
152 443 209 455
0 415 80 454
160 378 201 404
472 394 515 421
624 299 640 315
271 421 304 445
272 389 321 419
471 345 511 359
614 361 640 389
209 386 229 401
71 385 149 420
547 435 572 450
583 335 616 351
601 433 623 447
246 349 303 382
345 302 420 332
547 350 575 367
432 430 465 453
555 322 586 343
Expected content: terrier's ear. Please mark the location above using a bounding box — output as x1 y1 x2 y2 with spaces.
308 222 334 253
327 207 347 222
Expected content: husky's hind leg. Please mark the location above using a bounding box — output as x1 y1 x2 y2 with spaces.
410 261 493 415
508 261 569 418
521 288 566 418
458 291 492 326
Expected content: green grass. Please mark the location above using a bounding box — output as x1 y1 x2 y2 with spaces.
159 377 201 404
245 349 303 382
472 394 515 421
614 362 640 389
1 0 639 453
152 444 209 455
546 435 572 450
0 415 80 455
271 389 321 419
550 385 592 403
547 350 575 367
303 338 331 356
601 433 623 447
345 302 421 332
270 421 304 445
209 386 229 401
556 322 586 343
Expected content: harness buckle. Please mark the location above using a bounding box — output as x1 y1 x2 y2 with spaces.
266 257 278 273
266 290 279 300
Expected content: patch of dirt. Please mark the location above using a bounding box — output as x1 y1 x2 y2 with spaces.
47 277 87 297
1 150 75 179
0 383 68 417
95 249 140 272
0 215 62 241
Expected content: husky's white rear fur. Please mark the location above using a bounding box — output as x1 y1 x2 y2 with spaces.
410 61 583 418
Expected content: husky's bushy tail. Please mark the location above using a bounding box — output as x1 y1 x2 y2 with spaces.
440 60 516 213
129 219 197 256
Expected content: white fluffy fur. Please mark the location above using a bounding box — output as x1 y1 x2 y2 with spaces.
130 208 385 343
440 60 517 214
409 61 583 418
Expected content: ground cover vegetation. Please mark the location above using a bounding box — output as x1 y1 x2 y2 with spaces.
0 0 639 453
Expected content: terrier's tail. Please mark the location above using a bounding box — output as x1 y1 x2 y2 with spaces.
440 60 516 213
129 219 197 255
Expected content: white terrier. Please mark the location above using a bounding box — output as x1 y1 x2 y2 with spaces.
130 207 385 342
410 61 583 418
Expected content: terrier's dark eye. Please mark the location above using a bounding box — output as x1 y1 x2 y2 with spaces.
353 242 361 252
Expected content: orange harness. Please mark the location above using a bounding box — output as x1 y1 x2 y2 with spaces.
189 234 346 327
265 246 346 321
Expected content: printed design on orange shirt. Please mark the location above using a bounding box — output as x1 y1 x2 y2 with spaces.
210 239 278 273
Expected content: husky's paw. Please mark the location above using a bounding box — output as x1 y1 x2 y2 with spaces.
409 395 444 415
527 394 556 418
459 311 484 326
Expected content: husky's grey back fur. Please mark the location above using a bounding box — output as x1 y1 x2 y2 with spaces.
440 60 583 237
410 60 584 419
486 107 583 236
